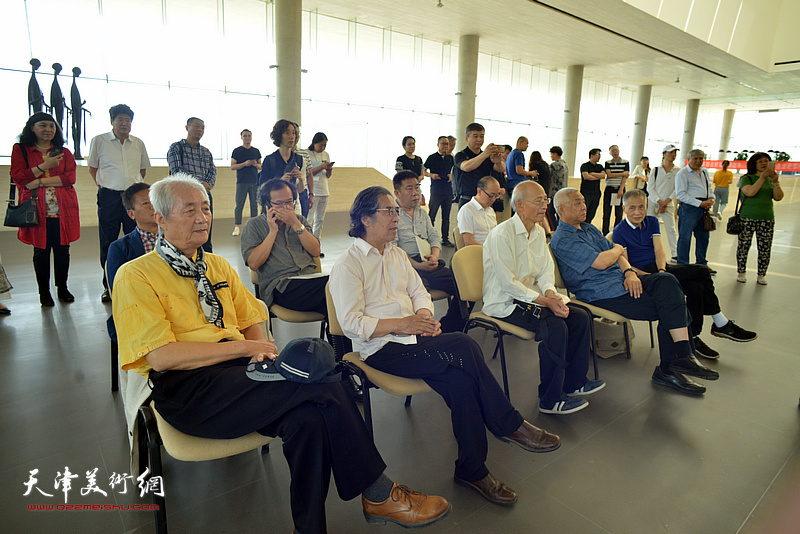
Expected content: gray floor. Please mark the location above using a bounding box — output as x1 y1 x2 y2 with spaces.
2 183 799 534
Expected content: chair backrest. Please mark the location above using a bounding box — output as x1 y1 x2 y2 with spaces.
325 283 345 336
548 245 566 291
606 231 614 243
452 225 465 250
451 245 485 303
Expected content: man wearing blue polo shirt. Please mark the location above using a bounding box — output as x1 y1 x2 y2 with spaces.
505 137 539 195
613 189 757 360
550 187 719 396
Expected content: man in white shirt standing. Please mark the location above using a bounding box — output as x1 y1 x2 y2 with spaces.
675 149 715 268
483 182 604 415
647 144 680 261
456 176 500 246
88 104 151 303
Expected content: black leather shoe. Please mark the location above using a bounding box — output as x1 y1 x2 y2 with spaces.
343 372 364 403
57 288 75 303
652 367 706 396
693 337 720 360
670 354 719 381
40 292 55 307
101 288 112 303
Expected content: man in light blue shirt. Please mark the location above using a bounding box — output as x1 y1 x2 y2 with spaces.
393 171 464 332
675 149 714 266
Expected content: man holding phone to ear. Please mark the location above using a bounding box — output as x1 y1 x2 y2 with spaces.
88 104 151 303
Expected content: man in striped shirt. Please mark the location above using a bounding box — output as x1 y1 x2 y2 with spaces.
602 144 629 234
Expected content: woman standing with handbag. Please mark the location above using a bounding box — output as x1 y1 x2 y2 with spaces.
736 152 783 285
10 112 80 306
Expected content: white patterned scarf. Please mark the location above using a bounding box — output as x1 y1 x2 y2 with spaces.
155 235 224 328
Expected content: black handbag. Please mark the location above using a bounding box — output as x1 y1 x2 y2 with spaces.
726 191 745 235
5 145 40 228
4 186 39 228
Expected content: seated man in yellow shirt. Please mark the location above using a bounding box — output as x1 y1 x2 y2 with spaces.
112 174 450 534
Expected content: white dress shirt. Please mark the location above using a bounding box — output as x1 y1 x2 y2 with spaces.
675 166 712 207
330 238 434 358
87 131 151 190
649 165 679 203
457 197 497 245
482 214 557 319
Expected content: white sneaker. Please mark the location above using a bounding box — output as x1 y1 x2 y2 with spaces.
232 227 240 236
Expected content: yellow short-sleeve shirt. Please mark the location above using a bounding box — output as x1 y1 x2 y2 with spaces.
112 251 268 376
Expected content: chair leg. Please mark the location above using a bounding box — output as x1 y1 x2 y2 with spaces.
623 322 632 360
404 395 412 407
571 304 599 380
319 318 327 340
649 321 655 348
496 331 510 400
362 376 374 440
111 340 119 392
139 406 168 534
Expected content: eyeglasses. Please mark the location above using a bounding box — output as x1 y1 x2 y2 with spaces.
479 188 503 200
270 200 295 208
375 207 400 217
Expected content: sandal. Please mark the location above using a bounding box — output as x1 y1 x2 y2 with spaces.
736 274 746 283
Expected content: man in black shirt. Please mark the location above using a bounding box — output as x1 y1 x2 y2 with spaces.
230 129 262 236
424 136 455 246
579 148 606 225
454 123 505 208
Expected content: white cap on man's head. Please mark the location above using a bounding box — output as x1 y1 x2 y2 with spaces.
662 144 679 153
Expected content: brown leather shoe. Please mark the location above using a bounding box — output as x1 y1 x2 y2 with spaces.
362 482 451 528
498 420 561 453
454 472 517 506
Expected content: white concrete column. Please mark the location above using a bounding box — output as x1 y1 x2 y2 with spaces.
630 84 652 166
681 99 700 161
456 35 479 151
275 0 302 124
718 109 736 160
562 65 584 178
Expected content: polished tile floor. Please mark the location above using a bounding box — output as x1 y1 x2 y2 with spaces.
1 182 799 533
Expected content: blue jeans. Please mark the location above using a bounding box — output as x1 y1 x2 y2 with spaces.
677 203 709 265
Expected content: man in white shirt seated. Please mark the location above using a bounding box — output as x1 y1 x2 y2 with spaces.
392 170 464 332
483 182 604 415
456 176 500 246
330 185 561 508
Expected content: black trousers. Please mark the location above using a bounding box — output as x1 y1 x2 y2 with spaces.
590 273 693 367
272 276 329 316
411 258 465 332
202 190 213 253
428 193 452 242
602 185 623 235
33 217 70 294
151 358 386 534
98 187 136 288
499 305 592 404
366 334 523 482
583 190 601 225
642 263 720 336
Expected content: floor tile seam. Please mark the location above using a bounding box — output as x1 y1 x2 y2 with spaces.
736 441 800 534
514 392 658 482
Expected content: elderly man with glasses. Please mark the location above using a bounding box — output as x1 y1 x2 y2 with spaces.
456 175 501 246
483 181 604 415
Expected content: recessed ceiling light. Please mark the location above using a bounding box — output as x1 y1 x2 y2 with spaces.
737 82 765 93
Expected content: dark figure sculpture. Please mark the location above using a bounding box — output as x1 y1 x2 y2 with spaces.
70 67 90 160
50 63 68 135
28 58 45 114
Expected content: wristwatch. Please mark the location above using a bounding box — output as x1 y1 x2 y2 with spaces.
294 225 305 235
623 268 637 275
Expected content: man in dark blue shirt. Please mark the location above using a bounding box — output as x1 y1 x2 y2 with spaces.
613 189 756 360
579 148 605 226
424 136 455 246
551 187 720 397
230 129 262 236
